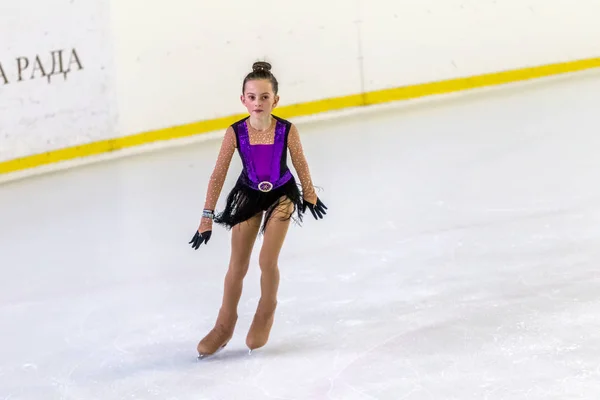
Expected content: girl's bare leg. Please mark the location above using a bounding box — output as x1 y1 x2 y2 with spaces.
246 198 294 351
197 212 262 357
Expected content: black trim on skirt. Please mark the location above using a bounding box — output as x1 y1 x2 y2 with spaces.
214 175 304 234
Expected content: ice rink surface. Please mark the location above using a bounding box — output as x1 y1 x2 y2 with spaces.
1 70 600 399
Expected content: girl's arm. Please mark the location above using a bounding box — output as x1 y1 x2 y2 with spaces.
287 124 318 204
199 126 236 232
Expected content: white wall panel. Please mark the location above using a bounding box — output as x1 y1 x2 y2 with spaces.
359 0 600 92
110 0 362 136
0 0 116 162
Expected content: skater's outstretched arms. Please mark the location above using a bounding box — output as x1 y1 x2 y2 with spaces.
288 124 317 204
199 127 236 233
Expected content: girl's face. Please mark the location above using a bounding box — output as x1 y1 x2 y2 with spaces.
241 79 279 117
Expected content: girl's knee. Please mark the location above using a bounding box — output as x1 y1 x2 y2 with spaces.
228 261 250 280
258 254 278 272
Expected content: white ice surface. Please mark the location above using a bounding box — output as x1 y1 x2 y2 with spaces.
1 71 600 400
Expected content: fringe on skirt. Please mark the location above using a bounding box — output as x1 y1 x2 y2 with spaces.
213 175 304 234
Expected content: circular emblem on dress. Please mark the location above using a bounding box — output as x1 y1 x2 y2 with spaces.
258 181 273 192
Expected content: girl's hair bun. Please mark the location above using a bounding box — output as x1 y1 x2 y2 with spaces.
243 60 279 94
252 61 272 72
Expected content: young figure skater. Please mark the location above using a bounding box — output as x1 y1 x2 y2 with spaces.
189 61 327 358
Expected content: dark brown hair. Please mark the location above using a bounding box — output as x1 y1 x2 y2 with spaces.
242 61 279 95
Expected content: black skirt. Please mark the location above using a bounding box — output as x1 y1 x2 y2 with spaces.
214 175 304 234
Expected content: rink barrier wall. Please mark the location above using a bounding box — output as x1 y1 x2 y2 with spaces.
1 56 600 179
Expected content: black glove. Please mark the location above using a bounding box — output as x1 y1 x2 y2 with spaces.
189 230 211 249
303 198 327 220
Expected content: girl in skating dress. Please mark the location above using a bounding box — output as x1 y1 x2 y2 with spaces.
189 61 327 358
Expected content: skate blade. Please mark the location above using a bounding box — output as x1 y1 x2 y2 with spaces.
197 343 227 360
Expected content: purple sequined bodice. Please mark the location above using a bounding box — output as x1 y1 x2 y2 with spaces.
234 117 293 192
251 145 274 182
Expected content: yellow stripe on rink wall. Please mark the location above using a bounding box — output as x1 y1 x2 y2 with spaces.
1 57 599 176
